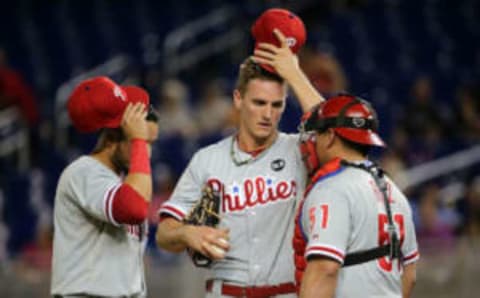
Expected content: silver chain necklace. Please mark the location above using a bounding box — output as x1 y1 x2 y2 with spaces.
229 135 275 166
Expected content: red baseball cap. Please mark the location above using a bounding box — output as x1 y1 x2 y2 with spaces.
67 76 149 133
251 8 306 73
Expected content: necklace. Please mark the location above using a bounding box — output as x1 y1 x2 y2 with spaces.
229 135 275 166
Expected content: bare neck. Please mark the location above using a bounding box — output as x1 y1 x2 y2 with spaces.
326 146 367 164
236 130 278 153
90 149 119 175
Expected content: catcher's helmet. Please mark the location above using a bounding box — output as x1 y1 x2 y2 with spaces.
299 93 385 175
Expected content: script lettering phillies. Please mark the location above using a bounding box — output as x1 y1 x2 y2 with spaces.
207 176 297 212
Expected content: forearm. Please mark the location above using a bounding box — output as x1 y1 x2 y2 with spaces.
300 273 337 298
156 218 189 253
402 263 417 298
300 259 339 298
124 138 152 201
124 173 151 202
285 67 325 112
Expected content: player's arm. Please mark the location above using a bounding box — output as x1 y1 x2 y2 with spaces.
110 103 153 224
156 217 230 260
253 29 325 112
300 257 340 298
122 102 152 200
402 262 417 298
299 187 350 297
400 197 419 298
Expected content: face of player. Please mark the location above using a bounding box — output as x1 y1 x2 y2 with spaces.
111 120 160 173
234 78 287 146
314 129 335 166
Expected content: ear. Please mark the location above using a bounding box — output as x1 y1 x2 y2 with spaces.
326 128 336 148
233 89 242 110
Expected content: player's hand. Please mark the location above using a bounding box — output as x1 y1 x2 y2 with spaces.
181 225 230 260
252 28 300 81
121 102 149 141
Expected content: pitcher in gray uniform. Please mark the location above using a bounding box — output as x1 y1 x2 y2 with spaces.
293 94 419 298
51 76 159 298
156 16 325 298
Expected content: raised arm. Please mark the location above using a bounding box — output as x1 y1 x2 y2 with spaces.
253 29 325 112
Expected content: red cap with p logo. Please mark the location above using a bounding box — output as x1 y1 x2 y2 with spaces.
251 8 306 73
67 76 149 133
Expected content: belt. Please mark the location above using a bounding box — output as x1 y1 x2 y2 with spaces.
206 280 296 297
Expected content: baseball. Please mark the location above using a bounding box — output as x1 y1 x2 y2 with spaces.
218 238 229 246
211 244 227 258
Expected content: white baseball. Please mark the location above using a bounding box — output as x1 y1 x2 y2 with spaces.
218 238 229 246
210 245 227 258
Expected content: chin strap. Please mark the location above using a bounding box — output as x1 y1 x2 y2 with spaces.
340 160 402 267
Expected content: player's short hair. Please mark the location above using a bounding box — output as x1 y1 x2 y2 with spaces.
91 128 126 154
235 58 285 96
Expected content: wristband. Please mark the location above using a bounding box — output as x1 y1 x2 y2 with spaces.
129 138 151 174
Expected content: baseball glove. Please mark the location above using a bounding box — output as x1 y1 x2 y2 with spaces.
183 185 221 267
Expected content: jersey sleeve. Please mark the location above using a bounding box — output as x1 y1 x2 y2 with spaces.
401 202 420 265
158 151 204 221
302 186 351 264
67 167 122 226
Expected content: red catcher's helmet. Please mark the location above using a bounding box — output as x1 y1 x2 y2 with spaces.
299 94 385 175
302 94 385 146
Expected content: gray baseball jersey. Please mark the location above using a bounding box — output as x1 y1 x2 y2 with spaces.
159 133 306 286
51 156 148 297
298 160 419 298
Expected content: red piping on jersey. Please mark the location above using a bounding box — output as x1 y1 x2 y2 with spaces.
159 205 186 220
403 251 420 263
105 184 121 224
235 135 268 157
105 186 115 223
306 246 345 261
293 157 345 291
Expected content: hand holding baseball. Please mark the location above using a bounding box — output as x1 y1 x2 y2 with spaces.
182 225 230 260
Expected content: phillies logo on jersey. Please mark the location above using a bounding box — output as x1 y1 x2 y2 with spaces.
207 176 297 213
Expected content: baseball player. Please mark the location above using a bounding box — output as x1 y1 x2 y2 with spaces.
156 9 324 298
51 76 159 298
293 94 419 298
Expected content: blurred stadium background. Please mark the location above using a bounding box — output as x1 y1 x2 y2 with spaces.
0 0 479 297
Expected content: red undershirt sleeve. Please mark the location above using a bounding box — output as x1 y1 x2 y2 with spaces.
111 184 149 225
